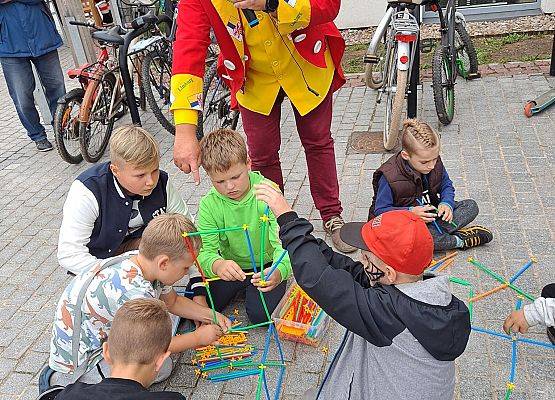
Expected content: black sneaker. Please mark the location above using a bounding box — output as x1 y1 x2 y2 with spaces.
36 139 53 152
547 326 555 345
455 225 493 249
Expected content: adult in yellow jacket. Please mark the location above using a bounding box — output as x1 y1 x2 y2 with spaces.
171 0 355 252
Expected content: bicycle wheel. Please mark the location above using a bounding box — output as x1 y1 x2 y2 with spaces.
197 62 238 140
54 88 84 164
79 73 117 163
432 46 455 125
142 50 175 135
454 22 478 79
365 41 386 89
382 41 406 151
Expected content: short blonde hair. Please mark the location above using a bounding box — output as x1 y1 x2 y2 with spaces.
401 119 440 154
109 125 160 168
108 298 171 365
139 213 201 261
200 129 248 174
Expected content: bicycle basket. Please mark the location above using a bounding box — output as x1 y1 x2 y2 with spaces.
116 0 159 25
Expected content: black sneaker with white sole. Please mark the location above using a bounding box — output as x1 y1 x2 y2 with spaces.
36 138 53 152
454 225 493 249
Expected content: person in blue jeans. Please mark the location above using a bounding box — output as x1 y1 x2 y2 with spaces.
0 0 66 151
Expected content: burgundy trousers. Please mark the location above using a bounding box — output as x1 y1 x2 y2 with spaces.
239 89 342 222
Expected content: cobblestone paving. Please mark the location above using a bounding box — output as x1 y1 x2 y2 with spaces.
0 45 553 399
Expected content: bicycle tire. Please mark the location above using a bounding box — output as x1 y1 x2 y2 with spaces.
197 62 237 140
54 88 84 164
79 73 117 163
383 68 407 150
432 46 455 125
142 50 175 135
454 22 478 78
364 41 386 90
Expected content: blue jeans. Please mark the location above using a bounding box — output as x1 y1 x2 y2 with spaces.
0 50 66 142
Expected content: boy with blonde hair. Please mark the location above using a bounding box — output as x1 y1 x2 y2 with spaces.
55 298 186 399
196 129 292 324
57 125 206 304
47 214 231 387
254 183 470 400
368 119 493 251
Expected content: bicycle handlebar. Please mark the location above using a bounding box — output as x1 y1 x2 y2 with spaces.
69 20 98 29
130 10 158 30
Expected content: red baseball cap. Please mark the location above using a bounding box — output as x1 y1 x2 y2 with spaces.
340 210 433 275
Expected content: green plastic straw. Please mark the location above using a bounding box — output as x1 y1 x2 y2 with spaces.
468 287 474 322
185 226 244 236
449 277 472 286
468 259 535 301
255 370 264 399
229 320 273 332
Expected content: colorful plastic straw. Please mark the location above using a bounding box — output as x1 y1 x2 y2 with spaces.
265 250 288 281
468 258 535 301
509 259 535 284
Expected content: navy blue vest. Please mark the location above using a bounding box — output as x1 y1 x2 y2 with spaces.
77 162 169 258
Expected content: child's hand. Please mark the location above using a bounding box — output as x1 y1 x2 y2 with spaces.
503 309 530 334
195 323 225 346
192 296 209 327
437 203 453 223
254 183 293 218
251 267 282 292
215 312 232 333
410 205 437 223
212 259 247 281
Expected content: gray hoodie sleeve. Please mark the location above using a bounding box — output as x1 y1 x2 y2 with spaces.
524 297 555 328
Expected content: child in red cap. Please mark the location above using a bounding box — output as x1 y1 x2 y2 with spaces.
255 182 471 400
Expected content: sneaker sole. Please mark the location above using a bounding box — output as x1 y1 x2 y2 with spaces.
37 147 54 152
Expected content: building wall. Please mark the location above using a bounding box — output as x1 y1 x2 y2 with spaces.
335 0 554 29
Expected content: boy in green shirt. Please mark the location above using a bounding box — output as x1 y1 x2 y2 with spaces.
195 129 292 323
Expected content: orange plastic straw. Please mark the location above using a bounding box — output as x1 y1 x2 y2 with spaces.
469 283 509 303
436 258 455 273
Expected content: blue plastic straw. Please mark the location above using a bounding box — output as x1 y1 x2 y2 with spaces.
208 368 260 382
429 259 446 272
509 338 518 382
471 326 512 341
517 337 555 349
265 250 288 281
244 228 259 273
261 324 273 363
273 366 286 400
509 260 534 284
515 297 523 311
416 198 443 233
263 370 271 400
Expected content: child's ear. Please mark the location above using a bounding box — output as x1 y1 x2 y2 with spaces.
102 342 113 366
154 351 171 373
158 255 170 271
385 266 397 284
400 150 410 161
246 157 252 171
110 163 119 176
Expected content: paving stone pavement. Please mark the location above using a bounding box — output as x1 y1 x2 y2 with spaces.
0 45 554 399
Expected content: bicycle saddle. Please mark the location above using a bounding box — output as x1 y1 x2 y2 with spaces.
92 26 125 46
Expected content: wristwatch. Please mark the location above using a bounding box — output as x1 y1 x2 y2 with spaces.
265 0 279 13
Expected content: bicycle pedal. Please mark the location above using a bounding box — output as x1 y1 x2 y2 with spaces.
466 72 481 80
364 54 380 64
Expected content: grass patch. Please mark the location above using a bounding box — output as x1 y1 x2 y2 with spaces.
341 32 553 73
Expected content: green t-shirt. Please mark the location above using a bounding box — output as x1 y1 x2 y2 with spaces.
197 171 291 281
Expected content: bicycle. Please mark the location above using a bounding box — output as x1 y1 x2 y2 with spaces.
364 0 477 150
54 11 161 163
139 0 234 139
429 1 478 125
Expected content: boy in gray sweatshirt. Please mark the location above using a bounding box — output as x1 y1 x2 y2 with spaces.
255 183 471 400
